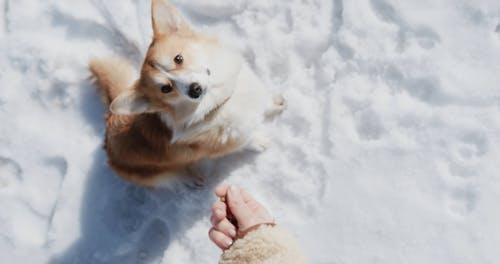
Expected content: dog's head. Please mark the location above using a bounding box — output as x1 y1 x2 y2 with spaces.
110 0 242 126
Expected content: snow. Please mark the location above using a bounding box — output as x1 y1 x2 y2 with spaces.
1 0 500 263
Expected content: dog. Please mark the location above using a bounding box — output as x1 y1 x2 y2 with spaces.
89 0 285 187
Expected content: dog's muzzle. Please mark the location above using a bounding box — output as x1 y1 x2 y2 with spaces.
188 82 203 99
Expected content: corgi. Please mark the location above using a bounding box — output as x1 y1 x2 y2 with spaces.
89 0 285 187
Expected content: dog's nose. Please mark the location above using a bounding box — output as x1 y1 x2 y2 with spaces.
188 83 203 99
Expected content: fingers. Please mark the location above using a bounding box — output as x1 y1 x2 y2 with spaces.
213 218 237 238
211 201 226 225
227 186 253 226
215 183 254 203
214 183 230 198
217 184 254 203
209 228 233 250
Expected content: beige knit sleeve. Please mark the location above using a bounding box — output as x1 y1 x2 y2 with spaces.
219 224 307 264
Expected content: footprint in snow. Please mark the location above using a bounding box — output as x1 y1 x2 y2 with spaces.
370 0 440 51
383 65 449 106
354 108 385 141
445 186 478 217
0 156 22 189
0 156 68 246
412 25 440 49
442 131 488 217
447 131 488 178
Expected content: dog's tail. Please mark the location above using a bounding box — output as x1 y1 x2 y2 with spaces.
89 57 137 108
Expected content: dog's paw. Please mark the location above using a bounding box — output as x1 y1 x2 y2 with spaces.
265 95 286 118
184 166 207 189
247 135 272 152
185 177 206 189
273 94 286 110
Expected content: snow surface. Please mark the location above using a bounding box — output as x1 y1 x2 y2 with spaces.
1 0 500 263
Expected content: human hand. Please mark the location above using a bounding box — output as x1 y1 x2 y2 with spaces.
208 184 273 250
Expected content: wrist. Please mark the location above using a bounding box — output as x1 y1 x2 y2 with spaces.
237 222 276 239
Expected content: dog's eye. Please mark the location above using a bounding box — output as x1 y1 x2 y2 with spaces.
161 84 173 93
174 54 183 65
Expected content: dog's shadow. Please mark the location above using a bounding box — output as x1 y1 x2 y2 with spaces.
50 79 259 264
50 139 258 264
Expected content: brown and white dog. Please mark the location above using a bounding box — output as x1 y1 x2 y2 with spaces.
89 0 285 187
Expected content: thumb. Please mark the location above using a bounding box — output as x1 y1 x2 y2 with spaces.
227 186 253 228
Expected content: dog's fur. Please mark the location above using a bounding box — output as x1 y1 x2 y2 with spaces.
89 0 285 187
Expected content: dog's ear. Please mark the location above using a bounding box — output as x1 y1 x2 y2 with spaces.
151 0 191 37
110 89 153 115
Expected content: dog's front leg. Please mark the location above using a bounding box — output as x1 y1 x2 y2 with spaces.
264 94 286 119
245 131 272 152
